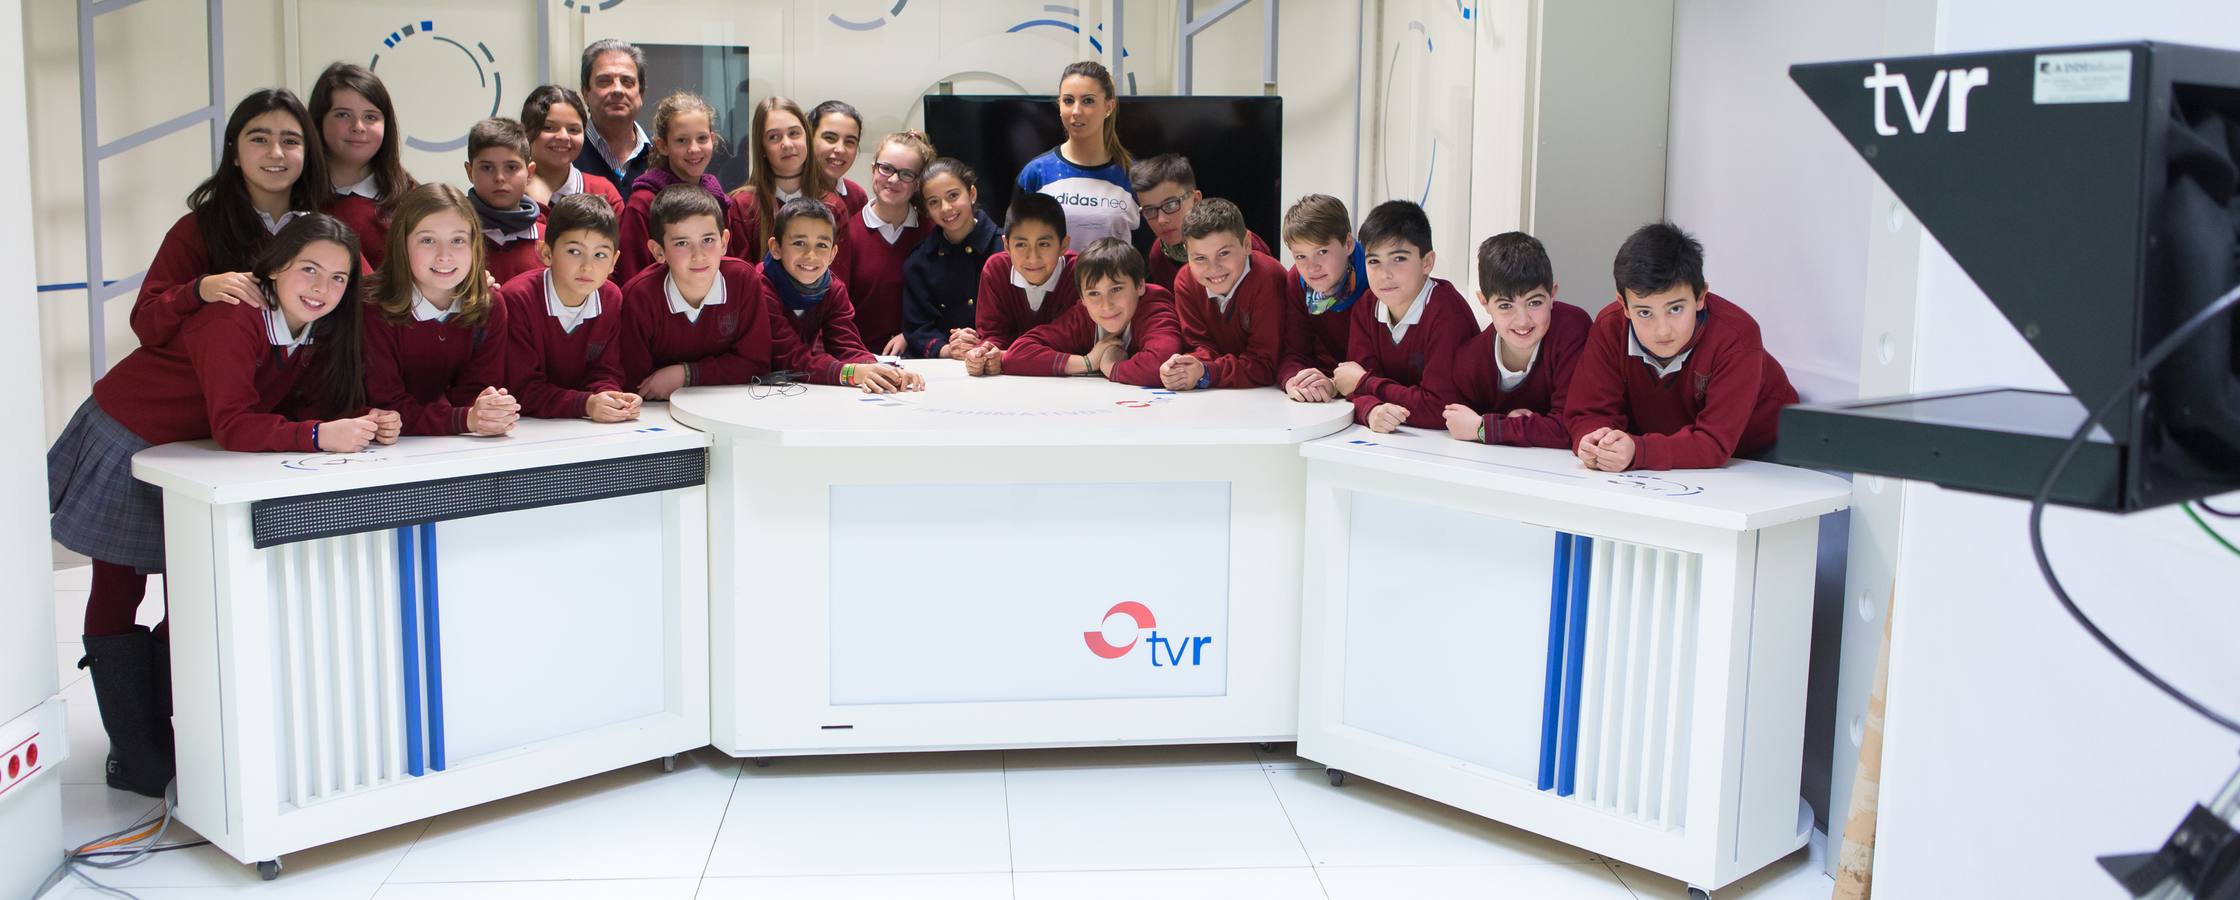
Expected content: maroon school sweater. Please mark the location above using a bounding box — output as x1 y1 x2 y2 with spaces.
974 251 1080 350
93 300 321 451
1277 266 1358 386
361 295 510 436
134 213 241 349
833 178 869 218
325 193 389 268
1427 300 1591 448
499 268 626 419
1148 231 1270 295
721 189 850 271
1344 278 1476 428
484 225 545 287
570 171 625 215
1565 292 1798 470
774 276 877 385
832 207 933 352
614 258 804 388
1003 286 1181 387
1174 250 1286 388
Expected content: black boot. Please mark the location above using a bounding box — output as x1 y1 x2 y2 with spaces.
79 627 174 798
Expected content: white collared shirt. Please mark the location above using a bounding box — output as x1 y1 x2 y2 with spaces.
335 174 379 199
665 269 727 324
862 203 920 244
1206 255 1253 315
588 122 651 176
1626 327 1693 378
262 307 314 356
1495 342 1540 392
545 270 602 334
409 286 455 323
1375 280 1434 344
1011 256 1068 313
775 186 804 204
257 209 302 235
835 179 854 202
555 165 587 198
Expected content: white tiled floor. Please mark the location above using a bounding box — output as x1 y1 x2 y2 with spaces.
40 565 1839 899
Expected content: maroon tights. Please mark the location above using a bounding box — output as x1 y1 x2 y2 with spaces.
85 559 166 639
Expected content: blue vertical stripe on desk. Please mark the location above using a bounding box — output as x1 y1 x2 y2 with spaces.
396 526 424 777
1537 532 1574 791
419 522 446 772
1556 535 1595 796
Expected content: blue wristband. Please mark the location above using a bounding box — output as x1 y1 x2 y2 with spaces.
311 421 320 451
1195 371 1212 390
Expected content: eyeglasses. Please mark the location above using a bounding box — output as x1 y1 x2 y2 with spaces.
873 162 920 183
1140 196 1187 222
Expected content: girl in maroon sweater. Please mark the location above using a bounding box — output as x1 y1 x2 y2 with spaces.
809 100 869 218
522 85 625 215
727 96 847 270
617 92 732 285
968 238 1181 387
312 63 416 268
833 130 937 356
1434 232 1591 448
764 198 921 391
135 89 332 349
52 215 395 797
362 184 520 437
500 193 640 421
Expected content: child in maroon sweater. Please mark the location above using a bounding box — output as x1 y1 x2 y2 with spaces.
362 184 520 437
1160 197 1285 390
52 215 395 797
466 118 546 286
833 130 937 355
966 238 1181 387
1277 194 1369 403
619 92 735 285
764 197 922 391
522 85 625 215
1331 200 1475 432
1130 154 1273 292
500 193 640 421
1567 222 1798 470
974 192 1079 350
616 184 808 396
312 64 415 268
809 101 869 218
1433 232 1591 448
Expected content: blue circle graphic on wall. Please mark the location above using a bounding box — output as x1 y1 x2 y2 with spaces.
829 0 909 31
368 19 505 154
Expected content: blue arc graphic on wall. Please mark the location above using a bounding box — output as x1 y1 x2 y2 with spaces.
829 0 908 31
368 20 504 154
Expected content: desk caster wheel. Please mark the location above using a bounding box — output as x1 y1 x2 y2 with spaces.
751 757 773 768
1256 742 1276 753
1687 887 1712 900
660 754 677 773
1327 768 1347 787
257 859 282 881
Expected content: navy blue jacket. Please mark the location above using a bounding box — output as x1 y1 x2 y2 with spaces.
900 208 1003 358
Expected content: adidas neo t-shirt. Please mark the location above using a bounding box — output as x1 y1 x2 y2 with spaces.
1015 148 1140 248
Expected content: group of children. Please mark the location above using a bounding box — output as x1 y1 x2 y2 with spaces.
47 56 1796 800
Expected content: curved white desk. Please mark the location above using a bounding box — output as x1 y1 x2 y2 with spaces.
671 360 1352 756
133 409 711 873
1293 426 1851 894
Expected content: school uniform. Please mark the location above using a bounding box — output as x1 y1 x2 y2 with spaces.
615 168 734 286
723 188 850 266
614 257 804 389
1173 249 1286 389
1428 300 1592 448
1345 277 1475 428
361 289 510 436
325 175 389 268
763 256 875 386
500 267 626 419
482 219 546 287
133 209 305 348
973 250 1080 350
833 203 934 352
551 164 624 214
1277 242 1370 386
1003 285 1182 387
1148 231 1271 295
901 208 1002 358
832 177 870 218
1564 292 1798 469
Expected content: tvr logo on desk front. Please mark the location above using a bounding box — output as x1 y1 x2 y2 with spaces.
1082 601 1212 667
1862 62 1989 135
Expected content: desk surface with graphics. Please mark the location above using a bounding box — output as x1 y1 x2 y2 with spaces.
130 405 709 506
668 359 1355 447
1304 425 1854 532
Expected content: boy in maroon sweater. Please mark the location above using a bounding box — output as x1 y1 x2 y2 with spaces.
616 184 808 397
466 118 547 286
1331 200 1476 432
974 192 1080 350
500 193 641 421
1277 194 1369 403
966 238 1182 387
762 197 922 391
1130 154 1271 291
1160 197 1285 390
1567 222 1798 470
1432 232 1591 448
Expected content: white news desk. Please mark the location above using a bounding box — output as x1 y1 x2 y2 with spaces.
132 409 711 875
669 360 1353 757
1294 427 1850 895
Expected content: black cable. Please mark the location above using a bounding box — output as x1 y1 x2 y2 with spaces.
2029 280 2240 737
2199 498 2240 518
74 840 210 859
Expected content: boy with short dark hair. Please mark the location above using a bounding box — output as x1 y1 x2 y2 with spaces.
1331 200 1476 433
762 197 921 392
614 184 807 398
500 193 639 421
1566 221 1798 470
465 117 545 284
973 192 1079 350
1130 153 1270 291
1161 197 1286 390
965 237 1181 387
1431 231 1590 446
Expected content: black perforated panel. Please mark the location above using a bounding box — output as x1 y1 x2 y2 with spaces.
250 449 706 548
